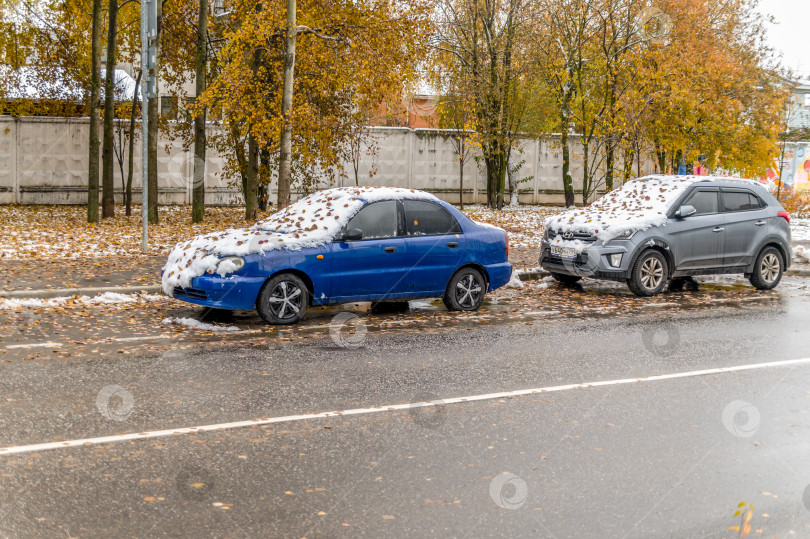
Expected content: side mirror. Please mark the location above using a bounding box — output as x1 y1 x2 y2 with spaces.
676 205 697 219
342 228 363 241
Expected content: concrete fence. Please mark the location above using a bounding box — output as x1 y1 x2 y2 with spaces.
0 116 629 206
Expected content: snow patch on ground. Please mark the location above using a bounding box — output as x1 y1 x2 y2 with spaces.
162 186 440 295
791 219 810 242
0 293 165 310
162 317 239 332
505 272 524 289
87 292 138 304
794 245 810 264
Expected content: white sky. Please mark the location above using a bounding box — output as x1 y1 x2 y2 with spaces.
757 0 810 80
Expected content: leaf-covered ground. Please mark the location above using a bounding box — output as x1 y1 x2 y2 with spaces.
0 205 277 260
0 204 806 278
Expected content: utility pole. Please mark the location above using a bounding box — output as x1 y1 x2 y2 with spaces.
141 0 157 252
277 0 296 209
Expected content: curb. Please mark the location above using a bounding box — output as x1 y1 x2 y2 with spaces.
0 285 162 300
517 268 810 281
517 270 549 282
0 266 806 300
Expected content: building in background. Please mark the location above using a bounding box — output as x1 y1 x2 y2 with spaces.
788 78 810 132
369 94 440 129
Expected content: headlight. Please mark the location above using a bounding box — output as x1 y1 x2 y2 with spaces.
615 229 637 240
216 256 245 275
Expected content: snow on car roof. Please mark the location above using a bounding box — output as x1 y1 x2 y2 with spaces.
545 175 720 247
161 186 438 294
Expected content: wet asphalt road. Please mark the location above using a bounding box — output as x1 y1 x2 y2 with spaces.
1 278 810 537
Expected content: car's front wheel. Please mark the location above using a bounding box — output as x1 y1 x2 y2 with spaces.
627 250 668 296
749 246 783 290
257 273 309 325
443 267 486 311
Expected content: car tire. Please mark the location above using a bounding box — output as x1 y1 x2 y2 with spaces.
627 250 668 296
749 246 783 290
550 272 582 285
443 267 486 311
256 273 309 325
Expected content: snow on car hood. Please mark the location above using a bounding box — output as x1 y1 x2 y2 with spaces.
162 186 439 294
545 175 706 252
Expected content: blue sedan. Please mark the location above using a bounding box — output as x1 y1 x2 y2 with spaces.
162 187 512 324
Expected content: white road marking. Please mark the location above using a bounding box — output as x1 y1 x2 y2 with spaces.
3 327 268 349
112 335 171 343
2 356 810 456
4 342 62 349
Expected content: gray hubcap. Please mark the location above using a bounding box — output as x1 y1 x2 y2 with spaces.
640 256 664 290
456 274 482 308
267 280 302 319
760 253 780 283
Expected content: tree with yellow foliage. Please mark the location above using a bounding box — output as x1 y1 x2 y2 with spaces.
195 0 432 218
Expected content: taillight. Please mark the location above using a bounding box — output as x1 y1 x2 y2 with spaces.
505 231 509 258
778 211 790 223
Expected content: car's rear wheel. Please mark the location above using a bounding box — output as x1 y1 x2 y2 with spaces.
257 273 309 325
749 246 783 290
627 250 668 296
550 272 582 285
443 267 486 311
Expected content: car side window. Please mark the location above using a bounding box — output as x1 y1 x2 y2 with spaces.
344 200 399 240
403 200 462 236
722 190 760 212
683 189 718 215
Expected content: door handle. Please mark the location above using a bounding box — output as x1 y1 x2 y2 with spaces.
447 241 459 248
755 220 766 226
713 227 724 233
384 246 397 253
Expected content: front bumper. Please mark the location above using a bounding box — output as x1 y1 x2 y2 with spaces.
539 240 631 281
171 274 267 311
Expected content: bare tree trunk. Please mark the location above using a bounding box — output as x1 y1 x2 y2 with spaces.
87 0 103 223
277 0 296 208
126 70 141 216
191 0 208 223
581 136 589 206
101 0 118 218
623 145 633 183
458 136 464 210
258 149 270 211
245 132 259 220
560 127 574 207
147 0 162 224
508 153 519 207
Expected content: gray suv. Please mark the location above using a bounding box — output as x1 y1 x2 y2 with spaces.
540 176 792 296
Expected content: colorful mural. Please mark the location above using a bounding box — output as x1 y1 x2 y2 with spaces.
759 143 810 192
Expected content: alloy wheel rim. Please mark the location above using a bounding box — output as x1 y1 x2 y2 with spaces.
267 280 303 319
761 253 780 283
455 274 482 308
640 257 664 290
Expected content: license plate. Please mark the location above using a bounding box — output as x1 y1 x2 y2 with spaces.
550 245 577 259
